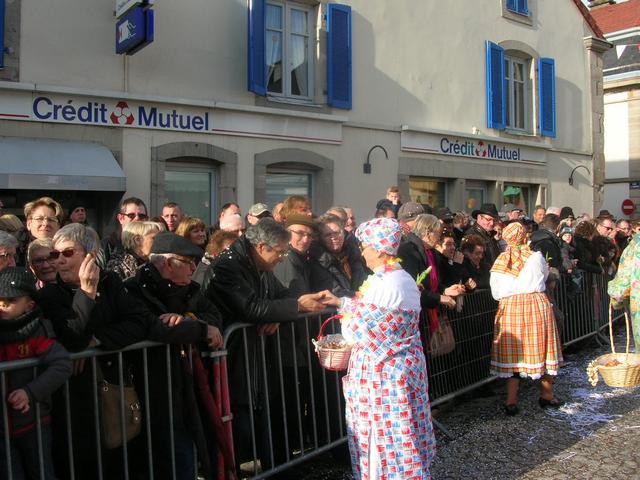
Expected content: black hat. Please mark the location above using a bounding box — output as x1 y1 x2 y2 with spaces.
376 199 394 210
151 232 203 258
435 207 453 221
471 203 499 219
559 206 575 220
0 268 37 299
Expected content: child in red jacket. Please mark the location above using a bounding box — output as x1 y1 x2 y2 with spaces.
0 268 72 480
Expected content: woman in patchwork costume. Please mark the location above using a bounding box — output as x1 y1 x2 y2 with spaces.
490 222 563 415
608 232 640 351
324 217 435 479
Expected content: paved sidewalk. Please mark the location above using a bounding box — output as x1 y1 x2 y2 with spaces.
298 327 640 480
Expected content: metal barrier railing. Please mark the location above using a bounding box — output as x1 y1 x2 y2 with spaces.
0 271 624 479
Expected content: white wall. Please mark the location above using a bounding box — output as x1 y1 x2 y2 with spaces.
604 95 630 179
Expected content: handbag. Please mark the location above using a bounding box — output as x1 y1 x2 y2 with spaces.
428 313 455 357
98 365 142 450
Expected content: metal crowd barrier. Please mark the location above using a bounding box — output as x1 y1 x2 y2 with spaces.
0 341 230 480
0 272 625 479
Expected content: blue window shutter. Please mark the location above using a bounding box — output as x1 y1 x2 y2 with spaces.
247 0 266 96
486 41 506 130
0 0 5 69
506 0 517 12
539 57 556 138
517 0 529 15
327 3 352 109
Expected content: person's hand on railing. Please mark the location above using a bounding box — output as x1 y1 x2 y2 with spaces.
8 389 30 413
159 313 184 327
443 284 465 297
257 323 280 336
316 290 341 308
79 253 100 300
440 295 456 309
206 325 223 348
464 278 477 290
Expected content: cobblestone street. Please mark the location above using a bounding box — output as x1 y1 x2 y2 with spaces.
298 327 640 480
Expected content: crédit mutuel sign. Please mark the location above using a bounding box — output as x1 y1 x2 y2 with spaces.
400 128 545 164
31 95 210 132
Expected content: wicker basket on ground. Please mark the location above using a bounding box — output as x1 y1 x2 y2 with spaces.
587 306 640 388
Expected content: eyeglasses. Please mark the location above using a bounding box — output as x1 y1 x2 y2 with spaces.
50 248 77 259
601 225 614 232
121 212 148 221
0 252 17 261
31 252 58 266
30 216 59 224
268 248 289 259
289 229 313 239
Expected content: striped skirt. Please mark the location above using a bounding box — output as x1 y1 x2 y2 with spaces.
490 292 563 379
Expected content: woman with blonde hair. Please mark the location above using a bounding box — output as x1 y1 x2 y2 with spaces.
24 197 64 240
106 220 164 280
490 222 563 415
175 217 208 249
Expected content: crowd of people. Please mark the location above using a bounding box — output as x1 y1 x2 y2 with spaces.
0 187 638 479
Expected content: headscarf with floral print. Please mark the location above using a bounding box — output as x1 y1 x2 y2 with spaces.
490 222 533 277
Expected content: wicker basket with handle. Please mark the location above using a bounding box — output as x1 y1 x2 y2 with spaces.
587 306 640 388
312 314 352 371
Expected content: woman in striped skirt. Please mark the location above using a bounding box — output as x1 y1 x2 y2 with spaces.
489 222 563 415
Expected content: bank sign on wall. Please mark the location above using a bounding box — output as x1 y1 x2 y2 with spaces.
401 128 546 164
0 90 342 144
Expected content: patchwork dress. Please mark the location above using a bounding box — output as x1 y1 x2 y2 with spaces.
340 264 435 480
608 237 640 351
490 250 563 378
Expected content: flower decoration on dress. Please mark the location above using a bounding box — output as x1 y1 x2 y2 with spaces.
355 217 402 256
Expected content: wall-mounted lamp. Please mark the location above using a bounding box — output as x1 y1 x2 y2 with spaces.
568 165 591 186
364 145 388 174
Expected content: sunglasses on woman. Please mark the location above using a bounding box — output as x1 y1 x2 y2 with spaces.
50 248 77 259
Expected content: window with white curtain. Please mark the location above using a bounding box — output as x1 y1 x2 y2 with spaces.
504 55 531 132
266 1 314 99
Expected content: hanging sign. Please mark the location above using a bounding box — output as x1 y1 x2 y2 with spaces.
116 6 154 55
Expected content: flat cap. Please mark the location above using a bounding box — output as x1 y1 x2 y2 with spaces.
0 268 37 299
151 231 203 258
397 202 424 221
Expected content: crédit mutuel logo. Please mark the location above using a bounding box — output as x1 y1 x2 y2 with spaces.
440 137 521 161
32 96 210 132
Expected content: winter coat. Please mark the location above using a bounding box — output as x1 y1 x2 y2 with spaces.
0 308 71 438
529 228 564 271
309 241 367 298
572 236 603 274
464 222 501 269
201 236 299 406
125 263 223 480
274 247 313 367
105 250 145 281
397 233 442 310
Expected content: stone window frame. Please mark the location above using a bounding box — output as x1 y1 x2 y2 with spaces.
151 142 237 217
254 148 333 213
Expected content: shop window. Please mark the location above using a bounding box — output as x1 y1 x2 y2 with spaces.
485 41 555 137
265 169 312 208
408 177 446 209
502 184 531 215
248 0 352 109
164 165 218 225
